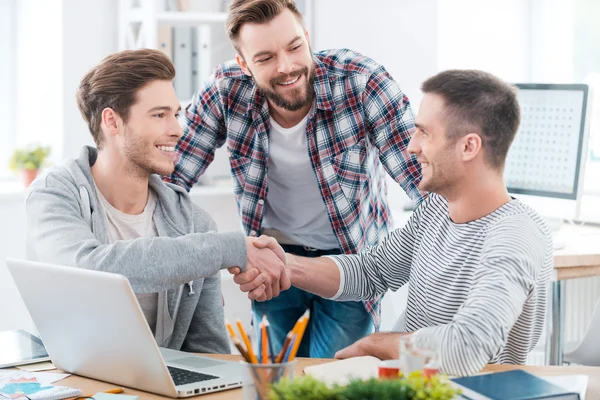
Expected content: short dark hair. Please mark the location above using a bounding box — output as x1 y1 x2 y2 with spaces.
226 0 304 53
421 69 520 169
76 49 176 149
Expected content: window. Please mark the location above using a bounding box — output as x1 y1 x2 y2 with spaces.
0 0 16 180
529 0 600 221
574 0 600 196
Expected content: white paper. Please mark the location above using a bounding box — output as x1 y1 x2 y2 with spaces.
0 371 70 385
16 362 56 372
304 356 381 387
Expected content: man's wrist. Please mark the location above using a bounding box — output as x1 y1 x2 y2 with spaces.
286 253 299 286
370 332 405 360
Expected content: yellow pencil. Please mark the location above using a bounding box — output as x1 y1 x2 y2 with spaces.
275 310 308 363
82 387 124 397
236 318 259 364
289 310 310 361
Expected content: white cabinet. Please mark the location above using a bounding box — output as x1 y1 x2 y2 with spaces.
118 0 314 100
117 0 314 183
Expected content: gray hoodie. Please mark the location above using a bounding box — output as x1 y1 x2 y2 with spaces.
26 146 247 353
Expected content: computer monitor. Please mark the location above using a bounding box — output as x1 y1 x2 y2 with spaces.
504 83 591 224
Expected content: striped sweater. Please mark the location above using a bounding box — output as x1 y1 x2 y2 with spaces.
330 193 553 376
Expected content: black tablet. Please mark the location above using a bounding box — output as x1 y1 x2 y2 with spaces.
0 329 50 368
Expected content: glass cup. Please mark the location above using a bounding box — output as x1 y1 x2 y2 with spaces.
378 359 402 379
399 335 440 377
241 360 296 400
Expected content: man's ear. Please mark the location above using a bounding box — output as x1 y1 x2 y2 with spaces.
461 133 482 162
235 53 252 77
305 29 311 47
100 107 120 139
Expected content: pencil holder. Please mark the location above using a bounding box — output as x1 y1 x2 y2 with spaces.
241 360 296 400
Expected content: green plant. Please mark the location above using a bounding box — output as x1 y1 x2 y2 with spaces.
9 145 50 171
268 376 342 400
268 372 460 400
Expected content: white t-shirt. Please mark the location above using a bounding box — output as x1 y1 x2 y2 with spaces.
96 185 173 346
262 115 339 250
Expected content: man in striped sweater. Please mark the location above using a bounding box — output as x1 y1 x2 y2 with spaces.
235 69 553 376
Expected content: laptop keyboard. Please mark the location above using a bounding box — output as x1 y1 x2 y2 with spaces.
167 366 219 386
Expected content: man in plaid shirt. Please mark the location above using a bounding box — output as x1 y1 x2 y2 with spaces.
166 0 423 358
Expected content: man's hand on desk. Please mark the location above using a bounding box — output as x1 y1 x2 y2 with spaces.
228 235 290 301
334 332 409 360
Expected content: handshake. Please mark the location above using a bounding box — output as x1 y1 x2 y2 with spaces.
228 235 291 302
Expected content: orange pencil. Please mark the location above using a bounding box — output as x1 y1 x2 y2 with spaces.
288 310 310 361
236 318 259 364
225 319 237 340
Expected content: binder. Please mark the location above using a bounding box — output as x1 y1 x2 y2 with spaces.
192 25 212 93
172 27 194 101
156 25 173 60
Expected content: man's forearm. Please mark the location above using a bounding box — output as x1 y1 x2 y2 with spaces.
286 254 341 298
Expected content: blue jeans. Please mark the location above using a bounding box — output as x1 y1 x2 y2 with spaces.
252 244 373 358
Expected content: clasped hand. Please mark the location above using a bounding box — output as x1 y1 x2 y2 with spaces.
228 235 290 301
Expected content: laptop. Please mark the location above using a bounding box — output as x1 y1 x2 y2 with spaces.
6 258 246 397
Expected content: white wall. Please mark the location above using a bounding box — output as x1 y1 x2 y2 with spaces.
15 0 64 165
313 0 438 111
0 0 16 178
530 0 574 82
61 0 119 160
0 194 32 332
14 0 119 164
438 0 531 82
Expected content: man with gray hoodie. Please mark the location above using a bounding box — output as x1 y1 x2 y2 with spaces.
25 49 289 353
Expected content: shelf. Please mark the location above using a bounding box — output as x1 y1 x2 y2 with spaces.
0 181 27 201
189 182 234 198
125 10 228 25
157 11 228 25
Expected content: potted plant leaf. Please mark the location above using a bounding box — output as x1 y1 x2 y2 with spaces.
269 372 460 400
9 145 51 187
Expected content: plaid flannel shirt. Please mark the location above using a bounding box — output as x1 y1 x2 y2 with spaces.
166 49 424 329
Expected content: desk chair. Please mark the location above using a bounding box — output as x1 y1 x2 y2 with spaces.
564 297 600 366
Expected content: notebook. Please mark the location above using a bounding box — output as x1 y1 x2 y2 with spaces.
0 377 81 400
451 370 580 400
303 356 380 386
541 376 588 400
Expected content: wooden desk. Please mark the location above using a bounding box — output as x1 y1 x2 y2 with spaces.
554 225 600 280
547 224 600 365
54 354 600 399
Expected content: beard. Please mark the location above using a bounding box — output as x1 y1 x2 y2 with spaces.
253 65 316 111
122 126 174 178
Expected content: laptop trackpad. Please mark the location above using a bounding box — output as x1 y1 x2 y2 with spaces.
170 357 225 370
